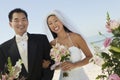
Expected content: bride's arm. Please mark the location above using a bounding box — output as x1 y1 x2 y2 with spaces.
61 33 93 71
72 34 93 68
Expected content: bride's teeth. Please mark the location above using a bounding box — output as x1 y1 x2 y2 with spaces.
55 27 58 31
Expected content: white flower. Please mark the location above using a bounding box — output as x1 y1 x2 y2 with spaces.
12 59 23 79
50 43 70 70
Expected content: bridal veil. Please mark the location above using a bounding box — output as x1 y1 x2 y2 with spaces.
43 10 87 43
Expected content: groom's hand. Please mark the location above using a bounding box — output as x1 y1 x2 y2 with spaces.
42 60 51 69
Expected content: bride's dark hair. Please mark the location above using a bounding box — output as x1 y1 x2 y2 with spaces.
47 15 72 39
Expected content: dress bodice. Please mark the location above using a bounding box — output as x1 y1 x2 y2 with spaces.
58 33 89 80
69 46 82 63
56 33 83 63
59 46 89 80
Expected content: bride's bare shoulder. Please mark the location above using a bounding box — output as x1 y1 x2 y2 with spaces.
69 32 81 38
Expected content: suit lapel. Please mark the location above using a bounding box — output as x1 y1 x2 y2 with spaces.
8 38 21 65
9 34 38 74
8 37 28 74
28 34 37 73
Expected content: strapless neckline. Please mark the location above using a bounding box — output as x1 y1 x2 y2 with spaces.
68 46 80 50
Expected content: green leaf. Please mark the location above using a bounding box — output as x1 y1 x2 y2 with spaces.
96 75 107 79
106 12 110 21
7 57 13 76
63 72 69 77
98 32 102 35
101 52 110 59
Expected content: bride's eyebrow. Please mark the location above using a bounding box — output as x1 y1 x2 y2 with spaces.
53 17 59 21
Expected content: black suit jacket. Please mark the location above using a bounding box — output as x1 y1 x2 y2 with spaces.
0 33 54 80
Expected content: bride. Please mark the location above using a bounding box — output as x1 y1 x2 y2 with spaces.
43 10 93 80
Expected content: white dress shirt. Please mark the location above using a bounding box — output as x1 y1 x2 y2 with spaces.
16 32 28 72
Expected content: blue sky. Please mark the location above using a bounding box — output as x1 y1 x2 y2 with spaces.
0 0 120 44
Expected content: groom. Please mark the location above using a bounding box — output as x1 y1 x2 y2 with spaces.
0 8 54 80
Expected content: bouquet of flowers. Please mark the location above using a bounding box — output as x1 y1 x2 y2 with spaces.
91 12 120 80
0 57 23 80
50 43 70 77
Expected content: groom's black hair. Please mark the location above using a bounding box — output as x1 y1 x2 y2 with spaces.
8 8 28 22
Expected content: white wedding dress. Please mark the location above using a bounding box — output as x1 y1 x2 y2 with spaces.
59 37 89 80
44 10 90 80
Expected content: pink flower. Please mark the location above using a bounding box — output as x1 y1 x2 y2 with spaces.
93 56 104 66
106 20 120 33
50 43 70 70
108 74 120 80
110 20 120 29
103 38 112 47
106 24 112 32
106 21 112 32
2 74 7 80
